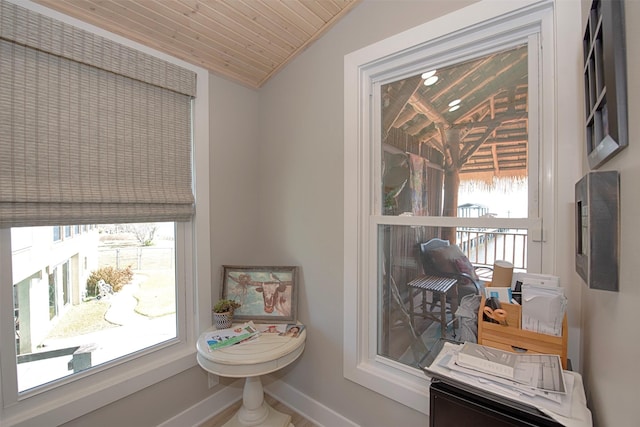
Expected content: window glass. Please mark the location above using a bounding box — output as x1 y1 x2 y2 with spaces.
377 224 528 367
12 222 176 392
377 45 533 367
381 45 528 220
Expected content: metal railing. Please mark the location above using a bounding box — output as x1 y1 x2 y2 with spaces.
457 228 528 270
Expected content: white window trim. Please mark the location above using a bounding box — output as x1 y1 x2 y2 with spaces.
343 0 556 413
0 2 211 426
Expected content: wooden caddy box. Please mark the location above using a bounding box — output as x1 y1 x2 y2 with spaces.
477 296 568 369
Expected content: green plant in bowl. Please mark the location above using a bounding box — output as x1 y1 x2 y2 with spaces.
213 299 241 313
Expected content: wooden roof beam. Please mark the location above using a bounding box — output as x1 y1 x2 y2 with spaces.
382 75 423 137
490 96 495 119
491 144 500 174
394 105 419 128
450 112 528 130
459 122 500 165
449 57 528 124
428 55 495 103
409 92 449 126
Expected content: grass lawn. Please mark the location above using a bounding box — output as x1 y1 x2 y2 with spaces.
47 300 116 338
47 270 175 339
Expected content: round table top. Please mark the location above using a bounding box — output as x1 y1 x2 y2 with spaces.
196 326 306 378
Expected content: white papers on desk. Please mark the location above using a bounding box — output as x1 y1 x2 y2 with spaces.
454 343 566 394
521 284 567 336
511 272 560 290
449 351 566 396
425 342 593 426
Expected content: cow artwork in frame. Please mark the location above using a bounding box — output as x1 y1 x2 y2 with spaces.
221 265 298 323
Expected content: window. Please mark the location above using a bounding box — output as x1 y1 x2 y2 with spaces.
344 1 556 414
0 2 210 426
377 44 537 369
12 223 178 392
53 227 61 242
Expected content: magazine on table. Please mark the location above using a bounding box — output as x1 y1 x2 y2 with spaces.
205 321 260 351
256 323 305 338
279 323 305 338
257 324 288 334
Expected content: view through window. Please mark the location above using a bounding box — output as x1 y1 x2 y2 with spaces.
377 44 533 368
12 222 176 392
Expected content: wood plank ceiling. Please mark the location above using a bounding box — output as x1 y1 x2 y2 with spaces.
33 0 362 88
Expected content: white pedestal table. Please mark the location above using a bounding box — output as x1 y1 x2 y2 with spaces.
196 326 306 427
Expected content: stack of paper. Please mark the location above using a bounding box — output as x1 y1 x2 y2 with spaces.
521 286 567 337
511 273 567 336
457 342 517 379
424 342 579 422
511 272 560 289
455 343 566 394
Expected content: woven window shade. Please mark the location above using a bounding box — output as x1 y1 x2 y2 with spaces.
0 1 196 227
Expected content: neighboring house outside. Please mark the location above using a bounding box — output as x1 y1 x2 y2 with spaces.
12 226 99 355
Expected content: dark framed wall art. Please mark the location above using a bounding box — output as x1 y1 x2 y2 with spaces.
582 0 628 169
575 171 620 291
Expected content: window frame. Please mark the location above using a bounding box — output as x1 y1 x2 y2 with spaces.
343 0 556 414
0 2 211 425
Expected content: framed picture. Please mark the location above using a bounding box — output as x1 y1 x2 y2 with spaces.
221 265 298 323
575 171 619 291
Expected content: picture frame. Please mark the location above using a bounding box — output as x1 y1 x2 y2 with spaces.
582 0 628 169
575 171 619 291
221 265 298 323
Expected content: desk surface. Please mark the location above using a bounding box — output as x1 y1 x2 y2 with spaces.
425 341 592 427
197 327 306 378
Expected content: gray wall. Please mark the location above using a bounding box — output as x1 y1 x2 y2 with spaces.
579 1 640 425
61 366 213 427
62 0 640 426
209 75 261 268
255 1 480 426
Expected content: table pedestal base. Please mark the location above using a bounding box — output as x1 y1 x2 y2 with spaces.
222 376 293 427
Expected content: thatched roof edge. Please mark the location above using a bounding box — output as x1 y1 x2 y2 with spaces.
459 172 527 193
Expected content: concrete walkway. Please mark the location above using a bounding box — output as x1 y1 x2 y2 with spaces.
103 282 148 326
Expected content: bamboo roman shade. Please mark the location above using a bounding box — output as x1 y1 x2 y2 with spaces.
0 1 197 227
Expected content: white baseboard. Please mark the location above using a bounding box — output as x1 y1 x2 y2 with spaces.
158 379 243 427
158 377 360 427
263 376 360 427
